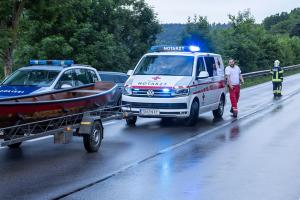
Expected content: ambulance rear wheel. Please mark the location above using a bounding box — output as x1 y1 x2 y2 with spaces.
213 96 225 119
184 101 199 126
83 121 103 153
126 116 137 126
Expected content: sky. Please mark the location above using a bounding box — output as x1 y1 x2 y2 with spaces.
145 0 300 24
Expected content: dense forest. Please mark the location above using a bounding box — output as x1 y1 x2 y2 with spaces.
0 0 160 77
0 1 299 77
158 8 300 72
156 23 229 45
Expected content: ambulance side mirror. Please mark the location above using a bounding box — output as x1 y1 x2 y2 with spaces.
127 70 134 76
197 71 209 79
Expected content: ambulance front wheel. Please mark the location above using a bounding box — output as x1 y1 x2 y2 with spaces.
184 100 199 126
126 116 137 126
213 95 225 119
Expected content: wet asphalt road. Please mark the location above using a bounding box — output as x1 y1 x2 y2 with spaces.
1 74 300 200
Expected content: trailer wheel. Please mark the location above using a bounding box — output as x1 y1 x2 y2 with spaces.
126 116 137 126
83 121 103 153
7 142 22 149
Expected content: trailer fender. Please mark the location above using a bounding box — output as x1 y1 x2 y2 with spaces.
79 115 103 137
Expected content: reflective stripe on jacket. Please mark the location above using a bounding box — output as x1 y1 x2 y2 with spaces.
271 66 284 82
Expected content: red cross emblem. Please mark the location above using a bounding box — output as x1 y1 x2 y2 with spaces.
152 76 161 81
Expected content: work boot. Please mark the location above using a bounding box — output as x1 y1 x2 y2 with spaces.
233 112 238 118
232 108 238 118
277 93 282 97
230 107 233 113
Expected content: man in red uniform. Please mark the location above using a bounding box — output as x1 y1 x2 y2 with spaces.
225 59 244 117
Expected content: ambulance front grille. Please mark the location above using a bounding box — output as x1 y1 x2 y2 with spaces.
132 89 172 98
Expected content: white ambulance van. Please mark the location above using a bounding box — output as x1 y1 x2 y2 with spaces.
122 46 226 126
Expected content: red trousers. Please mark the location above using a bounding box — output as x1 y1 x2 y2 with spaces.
229 85 240 112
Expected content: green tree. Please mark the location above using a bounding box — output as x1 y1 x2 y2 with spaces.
181 15 213 52
168 8 300 72
15 0 160 72
263 12 289 31
263 8 300 35
214 10 261 71
0 0 26 77
277 36 300 66
0 0 64 77
290 22 300 37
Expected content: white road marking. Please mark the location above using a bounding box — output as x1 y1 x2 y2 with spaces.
103 121 118 126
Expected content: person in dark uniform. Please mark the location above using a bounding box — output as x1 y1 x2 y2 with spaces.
271 60 284 97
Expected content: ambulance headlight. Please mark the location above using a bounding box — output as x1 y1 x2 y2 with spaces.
172 87 190 96
123 86 133 96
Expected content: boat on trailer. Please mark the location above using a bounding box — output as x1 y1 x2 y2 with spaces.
0 81 117 128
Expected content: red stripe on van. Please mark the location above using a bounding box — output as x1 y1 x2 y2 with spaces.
192 80 225 94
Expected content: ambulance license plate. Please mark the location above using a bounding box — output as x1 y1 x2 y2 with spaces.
140 109 160 116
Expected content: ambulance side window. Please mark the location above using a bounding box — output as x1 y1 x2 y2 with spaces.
215 57 224 76
204 57 216 77
196 57 206 76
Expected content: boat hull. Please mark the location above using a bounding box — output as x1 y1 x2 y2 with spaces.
0 82 116 128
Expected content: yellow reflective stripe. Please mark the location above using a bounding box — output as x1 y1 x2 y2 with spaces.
81 122 92 125
272 79 282 82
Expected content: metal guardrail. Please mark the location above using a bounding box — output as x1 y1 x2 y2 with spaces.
242 64 300 78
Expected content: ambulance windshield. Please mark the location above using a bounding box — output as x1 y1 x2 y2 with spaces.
134 55 194 76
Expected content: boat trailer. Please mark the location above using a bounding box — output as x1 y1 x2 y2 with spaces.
0 105 132 152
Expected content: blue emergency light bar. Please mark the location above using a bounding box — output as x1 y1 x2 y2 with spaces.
150 45 201 53
29 60 74 66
